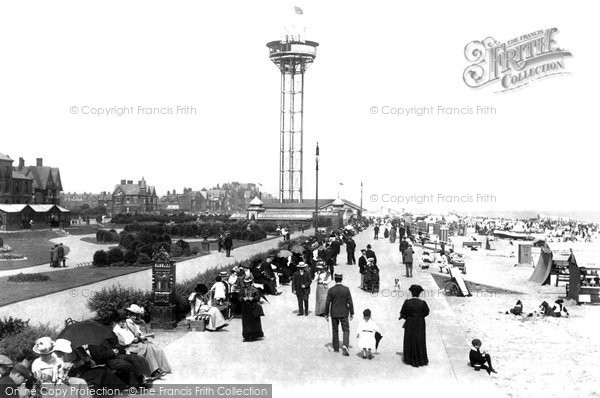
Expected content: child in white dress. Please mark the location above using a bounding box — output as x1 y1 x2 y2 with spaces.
356 309 379 359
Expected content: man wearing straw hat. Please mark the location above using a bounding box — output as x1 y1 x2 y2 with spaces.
292 262 312 316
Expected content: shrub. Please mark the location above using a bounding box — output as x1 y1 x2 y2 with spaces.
123 250 137 265
0 237 3 247
93 250 109 267
137 253 152 264
0 317 29 340
107 247 124 264
170 244 184 258
7 273 50 283
0 323 58 363
87 285 153 324
96 229 120 243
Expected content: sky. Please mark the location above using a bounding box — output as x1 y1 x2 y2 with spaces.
0 0 598 216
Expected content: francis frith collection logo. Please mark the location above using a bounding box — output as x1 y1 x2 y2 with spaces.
463 28 572 92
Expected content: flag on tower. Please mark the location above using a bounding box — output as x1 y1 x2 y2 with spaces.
294 5 303 15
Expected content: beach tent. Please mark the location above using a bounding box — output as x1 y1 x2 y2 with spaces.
529 246 553 285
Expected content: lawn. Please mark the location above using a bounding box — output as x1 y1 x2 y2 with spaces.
0 231 70 271
0 236 279 305
0 266 151 307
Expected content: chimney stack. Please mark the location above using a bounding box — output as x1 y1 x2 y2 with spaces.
18 157 25 170
121 180 126 185
127 180 133 185
36 158 43 167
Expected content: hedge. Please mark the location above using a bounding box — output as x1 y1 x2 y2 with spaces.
7 273 50 283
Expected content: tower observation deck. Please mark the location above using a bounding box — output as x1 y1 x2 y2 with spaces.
267 39 319 203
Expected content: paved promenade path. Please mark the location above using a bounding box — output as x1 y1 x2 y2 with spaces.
154 228 503 397
0 233 306 328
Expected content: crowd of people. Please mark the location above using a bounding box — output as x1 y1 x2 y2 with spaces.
0 305 172 398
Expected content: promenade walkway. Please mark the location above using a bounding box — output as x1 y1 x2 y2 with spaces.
154 227 503 397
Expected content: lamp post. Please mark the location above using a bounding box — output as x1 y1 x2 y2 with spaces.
314 143 320 236
360 181 363 219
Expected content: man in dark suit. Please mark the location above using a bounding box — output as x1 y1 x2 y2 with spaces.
224 233 233 257
346 237 356 265
330 238 340 265
365 244 377 266
324 244 336 275
358 249 367 289
325 274 354 356
292 262 312 316
88 337 150 387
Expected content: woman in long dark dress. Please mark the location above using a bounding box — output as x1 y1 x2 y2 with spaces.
399 284 429 367
239 275 264 342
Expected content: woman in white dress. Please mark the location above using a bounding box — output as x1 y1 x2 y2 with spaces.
187 284 228 331
356 309 380 359
314 262 332 316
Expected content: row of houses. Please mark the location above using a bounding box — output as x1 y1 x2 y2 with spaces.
61 180 274 215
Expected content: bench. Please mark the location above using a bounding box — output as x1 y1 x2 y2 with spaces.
462 241 482 248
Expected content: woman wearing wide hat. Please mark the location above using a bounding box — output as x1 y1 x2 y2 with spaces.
399 284 430 367
314 261 332 316
239 275 264 342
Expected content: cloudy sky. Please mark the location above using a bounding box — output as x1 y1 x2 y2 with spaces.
1 0 597 216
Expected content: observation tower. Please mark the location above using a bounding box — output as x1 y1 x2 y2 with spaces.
267 37 319 203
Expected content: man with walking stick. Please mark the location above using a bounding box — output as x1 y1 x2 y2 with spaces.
325 273 354 356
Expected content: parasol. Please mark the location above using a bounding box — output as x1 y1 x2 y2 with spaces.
278 250 293 258
291 245 305 254
56 320 116 348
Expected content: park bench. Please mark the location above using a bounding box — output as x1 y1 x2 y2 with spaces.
462 241 482 249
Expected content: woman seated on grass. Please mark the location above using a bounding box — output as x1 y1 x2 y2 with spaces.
113 310 171 377
187 283 228 331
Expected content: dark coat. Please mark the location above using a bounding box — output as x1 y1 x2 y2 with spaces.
292 270 312 295
365 249 377 265
325 283 354 318
469 348 487 365
330 240 341 255
400 298 429 367
224 236 233 249
346 239 356 253
358 255 367 274
403 247 414 263
400 240 409 253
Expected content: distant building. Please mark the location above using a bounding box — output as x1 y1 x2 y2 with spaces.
111 177 158 214
159 188 206 213
0 154 62 205
157 182 272 214
232 197 362 227
60 191 113 212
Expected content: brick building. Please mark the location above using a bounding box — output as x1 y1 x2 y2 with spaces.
111 177 158 214
0 154 62 205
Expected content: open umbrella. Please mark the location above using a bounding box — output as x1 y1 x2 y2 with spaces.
278 250 293 258
56 320 116 348
290 245 305 254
